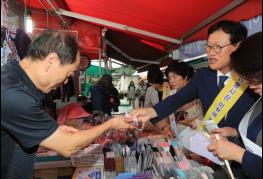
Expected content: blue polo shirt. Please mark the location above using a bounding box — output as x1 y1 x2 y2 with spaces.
1 60 58 179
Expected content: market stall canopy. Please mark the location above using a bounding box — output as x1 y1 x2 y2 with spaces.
16 0 262 69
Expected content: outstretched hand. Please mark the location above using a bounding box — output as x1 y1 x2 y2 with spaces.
162 125 176 138
129 108 158 123
109 116 136 131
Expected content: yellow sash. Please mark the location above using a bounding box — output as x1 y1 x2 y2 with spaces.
198 72 249 133
162 82 171 100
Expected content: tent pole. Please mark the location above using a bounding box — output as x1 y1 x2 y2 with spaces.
109 58 112 71
46 0 68 28
105 59 108 74
99 48 102 77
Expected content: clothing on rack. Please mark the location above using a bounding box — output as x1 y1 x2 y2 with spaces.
1 27 20 66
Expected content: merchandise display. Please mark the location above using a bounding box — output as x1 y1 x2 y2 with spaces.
81 115 140 145
86 137 214 179
2 1 261 179
34 112 218 179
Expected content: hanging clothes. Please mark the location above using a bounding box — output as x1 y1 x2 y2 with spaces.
1 29 20 66
1 27 8 66
6 30 20 63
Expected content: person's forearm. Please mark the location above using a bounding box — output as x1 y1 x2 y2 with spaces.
62 120 112 156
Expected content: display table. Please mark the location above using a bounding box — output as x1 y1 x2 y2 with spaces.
33 155 74 179
32 115 217 179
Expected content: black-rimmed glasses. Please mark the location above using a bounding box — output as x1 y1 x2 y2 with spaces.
203 43 232 53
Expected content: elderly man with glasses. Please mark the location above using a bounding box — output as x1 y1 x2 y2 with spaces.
129 20 259 179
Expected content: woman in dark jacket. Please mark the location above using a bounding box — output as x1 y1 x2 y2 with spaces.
91 74 119 116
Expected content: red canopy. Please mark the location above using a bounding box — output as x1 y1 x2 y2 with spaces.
17 0 262 68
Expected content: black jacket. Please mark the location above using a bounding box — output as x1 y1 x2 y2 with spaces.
91 85 120 115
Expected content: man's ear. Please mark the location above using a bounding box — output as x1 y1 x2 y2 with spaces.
236 41 242 48
234 41 242 49
43 53 59 72
231 41 242 53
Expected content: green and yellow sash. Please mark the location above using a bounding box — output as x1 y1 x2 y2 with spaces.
198 72 249 133
162 82 171 100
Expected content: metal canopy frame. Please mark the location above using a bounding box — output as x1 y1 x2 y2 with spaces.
45 0 247 70
136 55 169 70
106 40 160 65
46 0 68 28
58 9 182 44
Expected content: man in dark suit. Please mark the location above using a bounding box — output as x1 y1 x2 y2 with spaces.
130 20 257 131
129 20 259 179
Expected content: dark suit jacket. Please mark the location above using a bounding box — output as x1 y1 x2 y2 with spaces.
153 67 259 129
91 85 112 116
241 100 261 179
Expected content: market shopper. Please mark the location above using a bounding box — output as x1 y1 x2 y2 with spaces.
91 74 120 116
127 81 136 109
129 20 259 177
208 32 262 179
136 80 147 108
144 65 175 138
165 60 203 133
1 31 134 179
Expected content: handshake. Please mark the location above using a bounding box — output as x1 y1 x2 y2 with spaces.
107 112 145 132
125 112 145 131
108 108 175 138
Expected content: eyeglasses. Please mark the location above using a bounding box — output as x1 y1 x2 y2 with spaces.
244 78 262 86
203 43 232 53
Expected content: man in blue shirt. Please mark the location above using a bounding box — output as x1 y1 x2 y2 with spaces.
1 31 134 179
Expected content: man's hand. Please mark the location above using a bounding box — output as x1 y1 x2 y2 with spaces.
108 116 136 131
156 119 176 138
162 125 176 138
210 133 228 141
208 137 245 163
211 127 238 138
129 108 157 123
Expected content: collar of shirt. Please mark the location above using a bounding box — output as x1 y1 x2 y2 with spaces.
11 60 45 101
170 89 177 95
217 70 233 86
